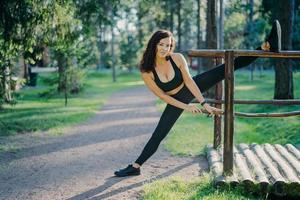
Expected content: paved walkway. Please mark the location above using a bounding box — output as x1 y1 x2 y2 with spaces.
0 86 208 200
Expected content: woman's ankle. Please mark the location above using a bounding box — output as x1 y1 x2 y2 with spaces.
261 41 270 51
133 163 140 168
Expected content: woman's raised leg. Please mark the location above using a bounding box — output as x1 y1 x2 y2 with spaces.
193 47 261 92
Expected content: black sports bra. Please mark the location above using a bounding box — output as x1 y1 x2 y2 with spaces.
152 56 184 92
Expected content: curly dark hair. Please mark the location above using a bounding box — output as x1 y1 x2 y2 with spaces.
139 30 175 73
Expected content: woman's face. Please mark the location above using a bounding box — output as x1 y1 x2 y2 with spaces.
156 37 172 58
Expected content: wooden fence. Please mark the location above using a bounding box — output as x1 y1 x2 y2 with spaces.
188 49 300 175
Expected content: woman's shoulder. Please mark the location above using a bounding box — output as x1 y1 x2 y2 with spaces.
169 53 185 66
169 52 183 58
141 70 154 79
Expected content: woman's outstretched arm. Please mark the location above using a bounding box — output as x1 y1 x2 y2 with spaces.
173 53 222 116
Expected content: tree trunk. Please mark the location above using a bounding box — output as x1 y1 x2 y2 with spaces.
205 0 218 98
169 0 174 33
20 55 28 81
177 0 182 51
206 0 218 50
246 0 254 81
98 23 106 70
137 2 144 48
197 0 202 73
42 45 50 67
274 0 294 99
4 64 12 103
218 0 224 49
57 51 67 92
111 20 116 82
0 66 6 107
0 64 12 104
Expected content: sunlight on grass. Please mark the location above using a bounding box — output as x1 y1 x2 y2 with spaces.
100 80 144 87
235 85 257 91
141 174 262 200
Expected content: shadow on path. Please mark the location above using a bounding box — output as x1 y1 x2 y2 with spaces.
68 159 199 200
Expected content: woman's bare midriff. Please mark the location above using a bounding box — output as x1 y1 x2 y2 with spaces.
166 82 185 95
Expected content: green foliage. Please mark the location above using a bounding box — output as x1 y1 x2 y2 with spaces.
66 67 87 94
120 35 141 70
224 0 269 49
0 0 52 106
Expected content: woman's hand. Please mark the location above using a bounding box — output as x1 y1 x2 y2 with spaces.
203 103 223 117
185 104 203 114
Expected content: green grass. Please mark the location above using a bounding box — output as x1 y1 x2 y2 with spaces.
234 72 300 145
158 71 300 156
141 174 263 200
0 70 143 136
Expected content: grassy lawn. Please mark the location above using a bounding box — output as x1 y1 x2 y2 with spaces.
0 70 143 136
140 70 299 200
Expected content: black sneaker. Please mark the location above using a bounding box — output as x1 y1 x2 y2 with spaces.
265 20 282 52
114 164 141 177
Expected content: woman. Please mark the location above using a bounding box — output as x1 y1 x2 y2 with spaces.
114 20 281 177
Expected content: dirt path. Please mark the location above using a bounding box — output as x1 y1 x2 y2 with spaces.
0 86 208 200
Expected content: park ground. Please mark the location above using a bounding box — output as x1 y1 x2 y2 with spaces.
0 70 299 199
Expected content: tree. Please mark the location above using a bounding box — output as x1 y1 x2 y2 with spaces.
49 1 81 93
218 0 224 49
0 0 52 107
196 0 202 73
205 0 218 98
245 0 255 81
263 0 295 99
176 0 182 51
274 0 295 99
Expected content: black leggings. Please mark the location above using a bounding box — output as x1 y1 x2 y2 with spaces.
135 47 261 166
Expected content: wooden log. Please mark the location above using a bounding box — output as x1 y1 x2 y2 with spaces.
233 111 300 118
188 49 225 58
207 146 239 187
234 50 300 58
285 144 300 160
233 146 256 193
274 145 300 197
251 143 286 195
225 173 239 187
192 99 300 105
264 144 300 183
206 146 226 187
188 49 300 59
199 109 300 118
251 143 285 183
238 144 269 187
274 144 300 175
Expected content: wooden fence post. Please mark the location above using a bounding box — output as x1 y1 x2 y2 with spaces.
214 57 223 148
223 50 235 175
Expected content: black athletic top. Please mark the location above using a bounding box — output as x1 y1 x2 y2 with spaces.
152 56 184 92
